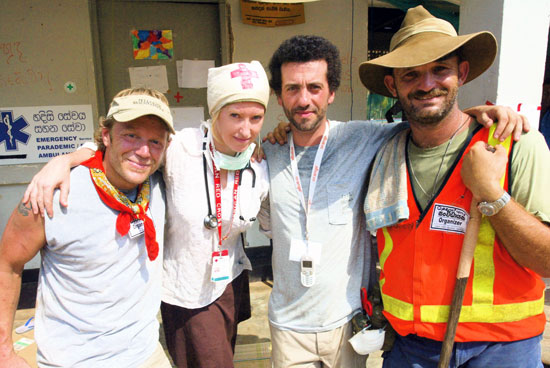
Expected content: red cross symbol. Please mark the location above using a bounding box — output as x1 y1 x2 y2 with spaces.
230 64 259 90
174 92 183 103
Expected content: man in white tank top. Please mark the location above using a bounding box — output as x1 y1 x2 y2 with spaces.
0 88 174 368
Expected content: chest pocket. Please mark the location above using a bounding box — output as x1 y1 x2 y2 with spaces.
327 184 353 225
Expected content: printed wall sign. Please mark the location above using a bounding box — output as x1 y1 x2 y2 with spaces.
0 104 94 165
132 30 173 60
240 0 305 27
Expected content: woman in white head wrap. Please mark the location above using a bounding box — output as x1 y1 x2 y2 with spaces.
159 61 271 367
23 61 271 368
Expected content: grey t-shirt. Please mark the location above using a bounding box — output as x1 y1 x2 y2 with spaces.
261 119 404 332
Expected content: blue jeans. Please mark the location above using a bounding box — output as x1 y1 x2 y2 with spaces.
382 333 543 368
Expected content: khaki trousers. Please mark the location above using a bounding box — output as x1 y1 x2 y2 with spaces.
270 320 367 368
139 341 172 368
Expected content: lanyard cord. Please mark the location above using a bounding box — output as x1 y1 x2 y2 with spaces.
202 130 241 250
212 157 240 249
289 122 330 241
202 162 248 260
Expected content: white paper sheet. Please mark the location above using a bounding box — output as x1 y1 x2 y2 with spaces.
177 59 214 88
128 65 169 93
170 106 205 131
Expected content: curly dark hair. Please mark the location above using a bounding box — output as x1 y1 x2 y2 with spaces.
268 35 341 96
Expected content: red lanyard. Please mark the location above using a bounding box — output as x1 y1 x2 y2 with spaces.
212 158 240 249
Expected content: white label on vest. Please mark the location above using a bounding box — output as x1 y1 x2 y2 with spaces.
430 204 469 234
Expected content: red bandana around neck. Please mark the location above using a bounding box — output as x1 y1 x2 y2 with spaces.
81 151 159 261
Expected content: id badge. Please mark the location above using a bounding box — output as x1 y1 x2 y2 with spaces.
211 249 230 282
289 239 322 265
128 219 145 239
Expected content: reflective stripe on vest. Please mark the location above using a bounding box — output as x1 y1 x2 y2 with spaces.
379 125 545 326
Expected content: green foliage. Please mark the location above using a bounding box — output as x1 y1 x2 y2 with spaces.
366 92 399 121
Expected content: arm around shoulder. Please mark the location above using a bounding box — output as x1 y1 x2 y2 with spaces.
464 104 529 141
23 146 95 218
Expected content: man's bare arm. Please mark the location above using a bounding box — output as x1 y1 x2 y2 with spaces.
0 202 46 367
22 148 94 218
488 198 550 277
263 105 530 146
463 105 529 141
461 142 550 277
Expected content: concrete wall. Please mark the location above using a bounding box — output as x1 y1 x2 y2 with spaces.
227 0 370 246
0 0 371 258
0 0 98 267
226 0 370 134
459 0 550 128
2 0 549 261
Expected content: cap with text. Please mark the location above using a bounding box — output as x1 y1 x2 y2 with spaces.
107 94 175 134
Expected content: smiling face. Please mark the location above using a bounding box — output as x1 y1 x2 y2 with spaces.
102 116 170 190
384 55 469 126
212 101 265 155
277 60 335 134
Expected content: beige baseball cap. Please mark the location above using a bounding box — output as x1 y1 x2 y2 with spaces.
107 94 175 134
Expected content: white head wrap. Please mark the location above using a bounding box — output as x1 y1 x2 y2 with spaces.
207 60 270 117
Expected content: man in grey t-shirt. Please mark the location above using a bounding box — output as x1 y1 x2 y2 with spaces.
259 35 528 368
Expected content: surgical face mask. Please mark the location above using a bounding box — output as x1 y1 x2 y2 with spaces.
348 327 385 355
212 142 256 170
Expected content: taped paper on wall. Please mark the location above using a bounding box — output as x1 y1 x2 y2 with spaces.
129 65 169 93
170 107 205 131
177 59 214 88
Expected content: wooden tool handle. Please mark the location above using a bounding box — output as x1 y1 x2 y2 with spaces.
438 197 481 368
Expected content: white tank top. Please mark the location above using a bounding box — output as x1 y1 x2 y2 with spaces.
37 165 166 367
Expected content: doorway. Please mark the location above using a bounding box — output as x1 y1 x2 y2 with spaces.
95 0 221 115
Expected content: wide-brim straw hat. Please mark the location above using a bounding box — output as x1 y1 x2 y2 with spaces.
359 5 497 97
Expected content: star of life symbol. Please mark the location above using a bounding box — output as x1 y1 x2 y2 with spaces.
230 64 259 89
1 111 30 151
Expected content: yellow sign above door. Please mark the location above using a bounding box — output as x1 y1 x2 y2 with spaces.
241 0 305 27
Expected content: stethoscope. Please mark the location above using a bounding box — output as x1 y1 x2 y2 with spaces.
202 132 257 230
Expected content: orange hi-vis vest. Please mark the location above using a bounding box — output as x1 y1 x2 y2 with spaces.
376 125 546 342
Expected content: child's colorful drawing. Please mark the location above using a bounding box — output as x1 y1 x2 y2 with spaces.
132 30 173 60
